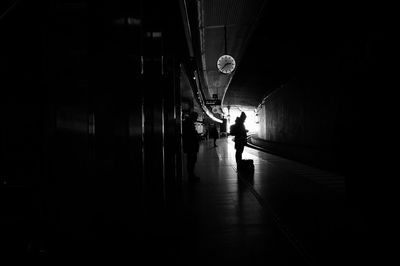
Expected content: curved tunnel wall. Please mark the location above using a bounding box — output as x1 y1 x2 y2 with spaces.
251 28 390 174
255 78 343 172
259 82 337 146
222 0 392 179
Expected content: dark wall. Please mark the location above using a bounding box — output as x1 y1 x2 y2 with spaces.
245 6 396 257
255 28 390 173
257 77 342 171
243 0 393 175
1 0 186 259
258 81 338 147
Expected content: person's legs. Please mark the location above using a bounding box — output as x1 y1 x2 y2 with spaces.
213 137 217 147
235 146 244 165
187 152 198 179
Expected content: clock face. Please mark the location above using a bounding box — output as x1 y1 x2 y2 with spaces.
217 55 236 74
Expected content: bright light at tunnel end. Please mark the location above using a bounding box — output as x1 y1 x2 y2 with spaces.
227 109 259 134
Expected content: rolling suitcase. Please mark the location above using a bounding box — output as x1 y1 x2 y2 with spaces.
238 159 254 172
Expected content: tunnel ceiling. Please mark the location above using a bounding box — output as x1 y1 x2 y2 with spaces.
195 0 267 110
192 0 365 111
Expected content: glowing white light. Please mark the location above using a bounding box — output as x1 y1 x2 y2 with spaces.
228 109 259 134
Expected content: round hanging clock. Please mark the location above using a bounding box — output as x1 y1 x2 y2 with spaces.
217 55 236 74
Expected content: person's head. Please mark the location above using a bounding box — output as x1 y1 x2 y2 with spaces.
189 111 198 121
239 112 246 122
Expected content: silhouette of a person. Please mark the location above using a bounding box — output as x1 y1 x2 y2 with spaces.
203 128 208 140
182 111 200 181
209 123 219 147
231 112 248 167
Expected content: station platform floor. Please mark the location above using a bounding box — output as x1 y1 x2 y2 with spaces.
178 136 346 266
3 136 357 265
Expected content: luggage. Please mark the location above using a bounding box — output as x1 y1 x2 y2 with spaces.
238 159 254 172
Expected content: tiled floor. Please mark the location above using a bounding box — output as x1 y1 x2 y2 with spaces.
179 136 346 265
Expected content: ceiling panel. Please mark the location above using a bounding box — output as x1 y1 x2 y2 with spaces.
203 0 265 26
197 0 268 109
204 25 248 69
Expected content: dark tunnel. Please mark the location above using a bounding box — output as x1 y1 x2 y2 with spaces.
0 0 395 264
